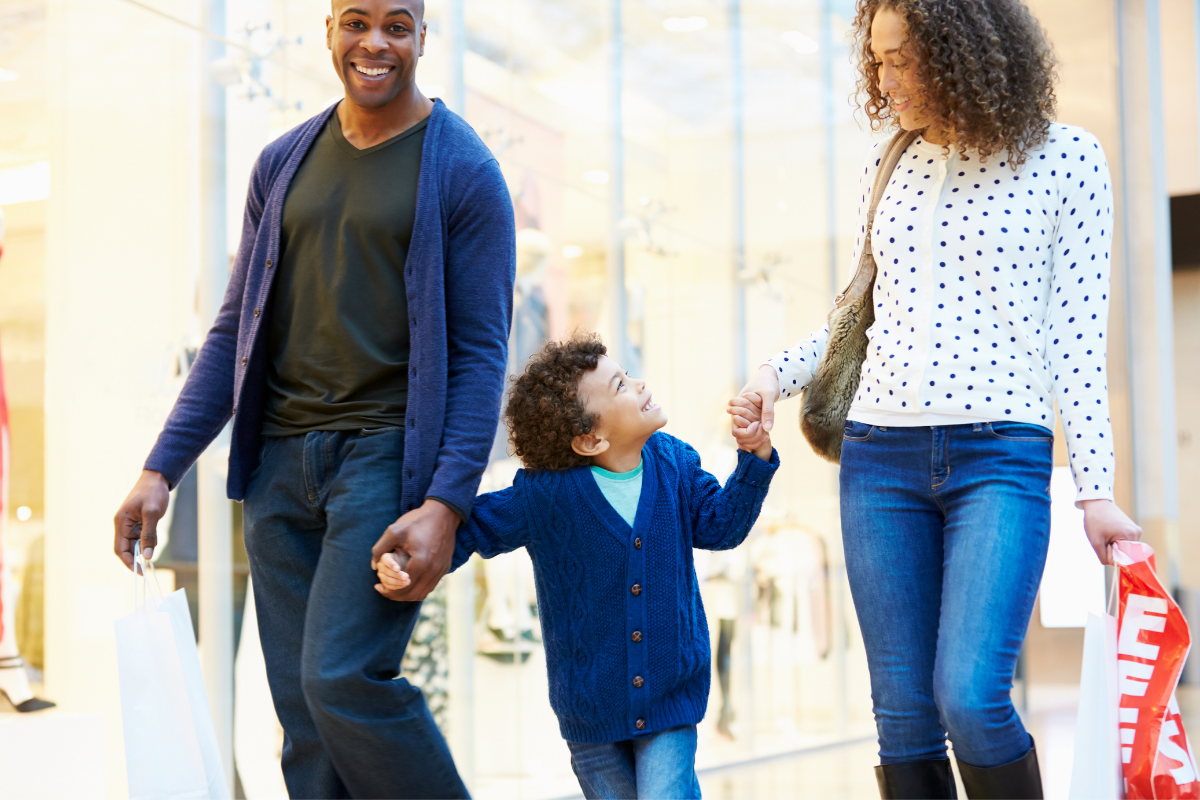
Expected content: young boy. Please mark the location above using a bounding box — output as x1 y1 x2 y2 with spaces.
376 334 777 799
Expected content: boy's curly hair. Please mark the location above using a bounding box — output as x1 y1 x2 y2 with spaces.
852 0 1057 168
504 334 607 471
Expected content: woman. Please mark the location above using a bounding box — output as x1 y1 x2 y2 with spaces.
731 2 1141 798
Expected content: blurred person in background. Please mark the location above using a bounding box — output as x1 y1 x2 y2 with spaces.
110 0 514 797
0 207 54 713
731 1 1141 798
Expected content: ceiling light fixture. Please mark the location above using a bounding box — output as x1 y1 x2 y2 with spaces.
0 68 18 83
584 170 610 185
562 245 584 259
663 16 708 33
781 31 819 54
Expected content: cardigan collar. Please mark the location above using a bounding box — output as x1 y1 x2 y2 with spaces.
572 440 658 547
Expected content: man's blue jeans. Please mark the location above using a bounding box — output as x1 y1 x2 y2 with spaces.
566 724 701 799
840 421 1053 769
243 428 469 799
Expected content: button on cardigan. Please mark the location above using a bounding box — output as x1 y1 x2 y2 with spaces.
769 125 1116 502
450 432 779 743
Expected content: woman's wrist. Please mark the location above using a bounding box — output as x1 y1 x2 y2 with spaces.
751 363 780 397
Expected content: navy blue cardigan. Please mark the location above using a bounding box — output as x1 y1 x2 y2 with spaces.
451 433 779 743
145 101 515 516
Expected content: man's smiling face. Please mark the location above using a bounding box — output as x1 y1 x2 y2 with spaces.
326 0 426 110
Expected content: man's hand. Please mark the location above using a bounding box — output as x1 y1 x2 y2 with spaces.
113 470 169 572
371 499 460 601
1082 499 1142 565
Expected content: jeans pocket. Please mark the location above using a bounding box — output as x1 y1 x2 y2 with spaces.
984 422 1053 442
843 420 875 441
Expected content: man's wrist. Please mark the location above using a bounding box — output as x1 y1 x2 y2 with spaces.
426 496 464 523
141 469 167 486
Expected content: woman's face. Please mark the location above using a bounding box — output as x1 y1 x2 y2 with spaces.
871 7 939 136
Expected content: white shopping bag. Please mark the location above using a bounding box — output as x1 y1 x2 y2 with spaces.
1069 568 1123 799
114 558 229 800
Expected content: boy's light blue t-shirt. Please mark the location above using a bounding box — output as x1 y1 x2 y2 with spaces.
590 460 643 527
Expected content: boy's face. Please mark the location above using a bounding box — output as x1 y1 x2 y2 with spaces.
577 355 668 452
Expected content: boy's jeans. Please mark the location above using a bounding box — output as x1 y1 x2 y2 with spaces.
567 724 701 800
840 421 1052 769
243 428 469 799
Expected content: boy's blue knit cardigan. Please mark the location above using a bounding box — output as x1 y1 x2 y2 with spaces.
451 432 779 744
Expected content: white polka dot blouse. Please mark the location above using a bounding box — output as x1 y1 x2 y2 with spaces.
768 125 1116 502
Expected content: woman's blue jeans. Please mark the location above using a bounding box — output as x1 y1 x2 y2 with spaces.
840 421 1053 769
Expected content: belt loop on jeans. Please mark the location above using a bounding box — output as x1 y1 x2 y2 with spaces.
973 422 983 432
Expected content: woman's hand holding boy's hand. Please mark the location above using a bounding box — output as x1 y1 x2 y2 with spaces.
727 390 774 461
728 365 780 453
374 551 412 596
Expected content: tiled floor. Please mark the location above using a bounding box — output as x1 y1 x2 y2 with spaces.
3 682 1197 798
693 684 1200 800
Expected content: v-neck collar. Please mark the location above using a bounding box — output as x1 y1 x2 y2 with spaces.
330 104 430 160
573 443 658 547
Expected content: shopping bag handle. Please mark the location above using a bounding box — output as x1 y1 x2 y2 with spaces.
1105 556 1119 617
133 553 166 612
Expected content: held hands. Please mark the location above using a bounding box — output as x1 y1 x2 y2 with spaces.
1082 499 1142 566
370 499 460 602
376 551 412 595
728 364 781 458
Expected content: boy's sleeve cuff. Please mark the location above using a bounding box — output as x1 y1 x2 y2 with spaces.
732 447 780 487
449 543 472 573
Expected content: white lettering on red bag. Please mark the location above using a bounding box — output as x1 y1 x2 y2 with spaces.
1114 541 1200 800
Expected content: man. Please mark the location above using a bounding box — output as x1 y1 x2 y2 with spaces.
0 208 55 714
112 1 515 796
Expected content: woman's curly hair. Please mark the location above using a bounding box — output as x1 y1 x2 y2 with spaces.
504 333 607 472
852 0 1057 167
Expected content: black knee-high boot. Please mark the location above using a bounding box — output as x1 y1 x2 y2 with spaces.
954 738 1043 799
874 759 958 799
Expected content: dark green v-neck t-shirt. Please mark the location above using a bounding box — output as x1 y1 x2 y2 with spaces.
261 110 427 436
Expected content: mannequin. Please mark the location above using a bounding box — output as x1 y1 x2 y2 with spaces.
0 207 54 712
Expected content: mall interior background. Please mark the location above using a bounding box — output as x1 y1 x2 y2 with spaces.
0 0 1197 797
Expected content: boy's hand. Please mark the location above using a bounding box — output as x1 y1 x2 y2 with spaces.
728 394 772 460
375 552 413 597
748 435 773 462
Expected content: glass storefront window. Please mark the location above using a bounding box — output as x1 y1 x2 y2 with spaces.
0 0 882 795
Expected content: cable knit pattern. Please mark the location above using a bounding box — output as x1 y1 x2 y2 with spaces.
451 432 779 743
768 125 1116 502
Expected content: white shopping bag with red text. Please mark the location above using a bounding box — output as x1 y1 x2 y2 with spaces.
1113 541 1200 799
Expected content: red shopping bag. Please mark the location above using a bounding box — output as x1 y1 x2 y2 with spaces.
1115 540 1200 799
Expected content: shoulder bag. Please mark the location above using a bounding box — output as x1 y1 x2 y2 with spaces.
800 129 921 463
